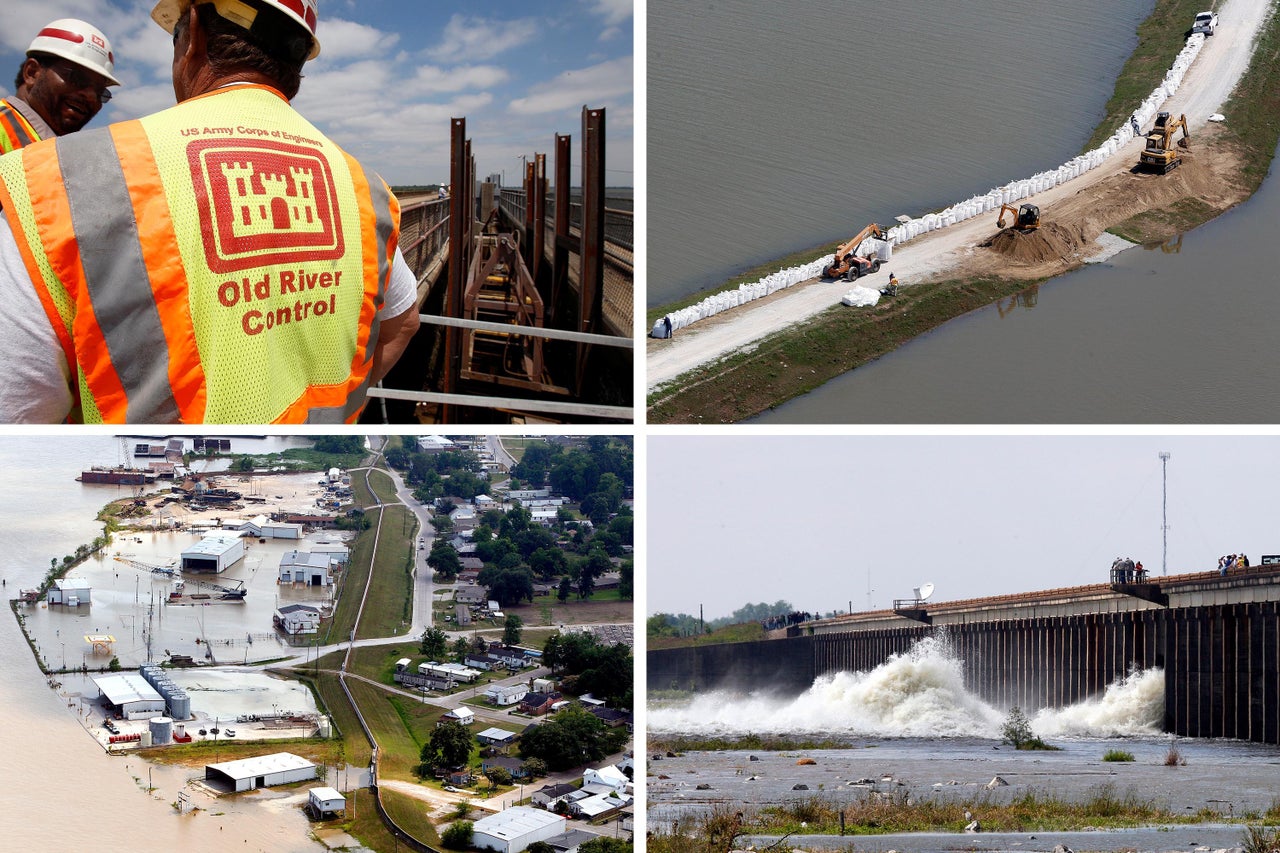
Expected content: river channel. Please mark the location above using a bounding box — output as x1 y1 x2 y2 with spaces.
753 135 1280 423
647 0 1154 308
0 435 334 852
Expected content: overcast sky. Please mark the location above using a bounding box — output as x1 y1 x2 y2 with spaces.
648 434 1280 620
1 0 633 186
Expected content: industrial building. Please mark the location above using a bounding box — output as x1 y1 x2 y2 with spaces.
181 534 245 573
94 674 165 720
205 752 316 793
278 551 334 586
307 787 346 819
48 577 91 605
471 806 566 853
274 603 322 635
238 516 303 540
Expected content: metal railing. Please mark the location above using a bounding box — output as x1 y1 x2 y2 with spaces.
498 188 634 251
398 196 450 276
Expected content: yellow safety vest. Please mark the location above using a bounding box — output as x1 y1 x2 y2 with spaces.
0 84 400 423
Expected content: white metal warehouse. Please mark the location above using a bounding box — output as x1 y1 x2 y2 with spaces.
94 674 165 720
181 534 244 573
471 807 566 853
205 752 315 792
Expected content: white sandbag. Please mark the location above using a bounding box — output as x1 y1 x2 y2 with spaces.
841 285 880 307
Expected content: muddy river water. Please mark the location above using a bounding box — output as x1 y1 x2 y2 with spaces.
0 436 344 851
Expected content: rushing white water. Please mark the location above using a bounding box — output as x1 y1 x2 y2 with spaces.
1033 667 1165 737
651 636 1165 740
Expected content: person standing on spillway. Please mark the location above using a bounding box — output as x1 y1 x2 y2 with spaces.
0 0 419 423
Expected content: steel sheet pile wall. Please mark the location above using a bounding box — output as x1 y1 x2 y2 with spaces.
650 601 1280 744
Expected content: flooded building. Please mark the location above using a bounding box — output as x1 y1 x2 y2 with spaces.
278 551 334 586
48 577 91 605
94 674 165 720
181 534 244 573
205 752 315 793
274 604 322 635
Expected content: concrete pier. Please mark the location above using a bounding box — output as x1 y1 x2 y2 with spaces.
648 566 1280 744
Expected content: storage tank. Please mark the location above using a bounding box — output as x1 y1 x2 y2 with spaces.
316 715 331 738
149 716 172 745
139 730 153 748
168 691 191 721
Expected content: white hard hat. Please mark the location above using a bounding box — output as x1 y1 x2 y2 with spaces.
152 0 320 61
27 19 121 87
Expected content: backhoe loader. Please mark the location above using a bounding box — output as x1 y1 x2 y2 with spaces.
1138 112 1190 174
822 223 887 281
996 203 1040 232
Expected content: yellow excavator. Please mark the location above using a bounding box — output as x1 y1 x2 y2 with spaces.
996 203 1040 232
822 223 887 281
1138 112 1190 173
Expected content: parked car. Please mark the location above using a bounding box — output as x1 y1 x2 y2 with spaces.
1192 11 1218 35
444 785 461 793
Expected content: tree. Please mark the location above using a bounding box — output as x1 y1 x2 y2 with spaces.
523 757 548 778
420 626 449 659
314 436 364 455
618 559 633 600
557 576 572 603
486 766 512 787
580 839 632 853
421 720 473 770
529 546 568 581
441 821 473 850
503 614 523 646
478 566 534 607
527 842 556 853
428 540 462 581
519 705 629 771
1001 706 1034 748
452 637 471 662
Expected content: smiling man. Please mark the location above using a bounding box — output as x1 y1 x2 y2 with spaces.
0 19 120 153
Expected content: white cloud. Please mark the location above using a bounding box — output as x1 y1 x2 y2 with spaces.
426 15 540 64
582 0 631 27
509 55 632 116
314 19 399 62
407 64 508 95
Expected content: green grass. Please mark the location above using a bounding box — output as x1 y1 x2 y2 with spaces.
324 508 380 645
344 677 446 782
648 620 768 650
367 468 401 505
355 504 417 640
1103 749 1136 762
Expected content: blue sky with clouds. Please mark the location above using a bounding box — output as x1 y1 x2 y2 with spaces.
1 0 634 186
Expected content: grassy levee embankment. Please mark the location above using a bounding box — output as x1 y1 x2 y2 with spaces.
649 0 1280 423
367 467 401 506
355 503 416 641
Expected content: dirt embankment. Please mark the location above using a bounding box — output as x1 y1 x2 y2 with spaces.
958 126 1244 280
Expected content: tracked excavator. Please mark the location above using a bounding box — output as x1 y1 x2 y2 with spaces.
996 203 1040 232
822 223 887 281
1138 112 1190 174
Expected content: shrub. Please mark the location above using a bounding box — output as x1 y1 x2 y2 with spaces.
1102 750 1135 762
442 820 473 850
1164 745 1186 766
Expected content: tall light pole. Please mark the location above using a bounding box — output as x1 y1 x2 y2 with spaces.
1159 452 1171 576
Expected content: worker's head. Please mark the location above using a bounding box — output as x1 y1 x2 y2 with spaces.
16 19 120 136
153 0 319 101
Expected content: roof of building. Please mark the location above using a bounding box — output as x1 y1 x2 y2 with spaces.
546 829 602 851
477 727 518 741
276 603 321 616
281 550 332 568
183 534 243 557
309 786 345 802
94 673 162 706
472 806 563 840
535 783 578 798
206 752 315 780
54 577 91 590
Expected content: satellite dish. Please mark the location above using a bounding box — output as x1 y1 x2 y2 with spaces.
917 582 935 602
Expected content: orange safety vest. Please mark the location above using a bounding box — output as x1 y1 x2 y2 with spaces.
0 84 400 423
0 98 41 153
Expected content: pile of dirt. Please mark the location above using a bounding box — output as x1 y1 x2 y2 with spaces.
983 222 1084 264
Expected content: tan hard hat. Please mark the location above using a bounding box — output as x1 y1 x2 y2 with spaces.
151 0 320 60
27 19 122 87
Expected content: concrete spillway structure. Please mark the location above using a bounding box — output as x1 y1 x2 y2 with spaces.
649 566 1280 744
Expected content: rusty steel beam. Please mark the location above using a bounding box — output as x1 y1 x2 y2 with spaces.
576 106 606 393
552 133 571 325
532 153 547 283
445 117 468 416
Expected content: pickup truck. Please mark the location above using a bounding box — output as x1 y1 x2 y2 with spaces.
1192 11 1219 35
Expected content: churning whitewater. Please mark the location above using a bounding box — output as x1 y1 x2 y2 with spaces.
650 636 1164 739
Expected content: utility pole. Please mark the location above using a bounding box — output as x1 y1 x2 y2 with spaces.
1159 451 1171 576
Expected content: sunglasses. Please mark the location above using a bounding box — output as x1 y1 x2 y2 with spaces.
45 61 113 104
